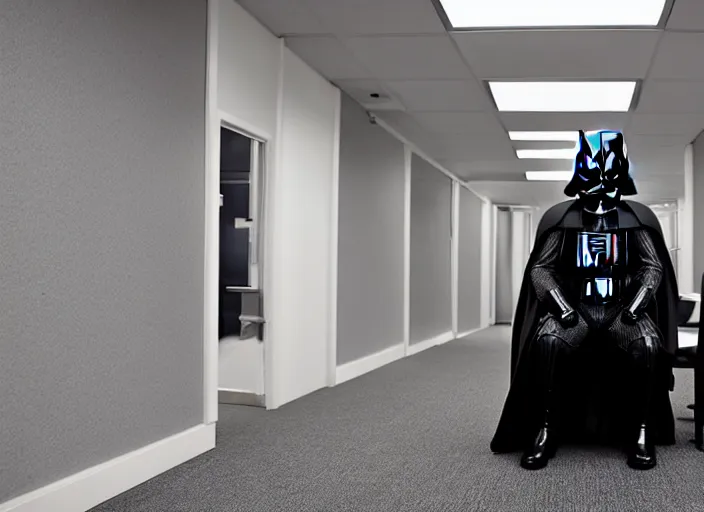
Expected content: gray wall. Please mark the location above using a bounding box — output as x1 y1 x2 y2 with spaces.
457 187 483 333
0 0 206 502
410 155 453 343
693 134 704 287
336 95 406 365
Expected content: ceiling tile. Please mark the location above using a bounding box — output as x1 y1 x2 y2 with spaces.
467 177 680 205
628 113 704 138
385 80 489 112
467 181 570 205
454 159 573 174
666 0 704 30
427 136 516 161
285 36 372 80
628 143 685 162
623 133 691 147
500 113 629 132
334 79 406 111
303 0 446 35
414 111 505 135
239 0 325 36
343 35 472 80
373 111 438 151
637 80 704 113
649 32 704 80
453 30 660 80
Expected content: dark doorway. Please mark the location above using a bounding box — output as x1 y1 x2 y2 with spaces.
219 127 253 339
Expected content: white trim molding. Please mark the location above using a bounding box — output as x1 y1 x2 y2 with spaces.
457 326 489 340
407 331 455 356
203 0 220 426
336 344 406 385
0 424 215 512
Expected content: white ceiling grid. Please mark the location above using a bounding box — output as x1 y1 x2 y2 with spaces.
238 0 704 205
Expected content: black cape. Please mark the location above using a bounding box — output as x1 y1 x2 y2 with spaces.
490 199 679 453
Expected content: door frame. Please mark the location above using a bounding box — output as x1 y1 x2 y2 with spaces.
204 106 273 423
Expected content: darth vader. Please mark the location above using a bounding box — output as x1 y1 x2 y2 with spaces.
490 130 679 470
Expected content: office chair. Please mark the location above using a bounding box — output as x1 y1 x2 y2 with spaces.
672 273 704 450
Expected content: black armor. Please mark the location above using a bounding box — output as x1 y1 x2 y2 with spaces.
490 130 680 471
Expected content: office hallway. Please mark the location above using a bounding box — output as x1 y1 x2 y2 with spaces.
93 327 702 512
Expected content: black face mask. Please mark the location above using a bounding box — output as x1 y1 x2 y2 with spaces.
564 130 637 213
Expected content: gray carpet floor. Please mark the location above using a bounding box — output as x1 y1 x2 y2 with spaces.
92 327 704 512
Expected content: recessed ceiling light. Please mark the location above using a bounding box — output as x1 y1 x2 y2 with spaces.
439 0 667 28
489 81 637 112
525 171 574 181
517 149 575 160
509 131 579 141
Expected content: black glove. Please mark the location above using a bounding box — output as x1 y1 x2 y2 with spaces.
549 288 578 327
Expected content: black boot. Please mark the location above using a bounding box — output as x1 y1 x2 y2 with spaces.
521 422 558 470
521 334 562 470
627 423 656 470
626 336 658 471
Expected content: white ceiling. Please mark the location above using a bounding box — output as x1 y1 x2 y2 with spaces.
238 0 703 206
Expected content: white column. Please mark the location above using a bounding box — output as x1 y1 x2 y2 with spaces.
510 210 528 313
680 143 694 293
479 198 493 327
402 146 412 355
451 181 460 336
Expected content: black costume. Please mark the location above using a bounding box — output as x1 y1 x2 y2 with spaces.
490 130 679 471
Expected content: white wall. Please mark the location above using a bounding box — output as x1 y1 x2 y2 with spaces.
213 0 338 409
409 154 454 344
267 48 339 407
336 94 406 366
480 200 494 327
214 0 496 405
457 186 484 333
681 143 695 293
216 0 279 138
510 211 530 314
692 134 704 293
214 0 281 400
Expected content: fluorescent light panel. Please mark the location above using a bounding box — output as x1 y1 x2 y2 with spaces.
439 0 667 28
509 131 579 142
517 148 575 160
525 171 574 181
489 81 637 112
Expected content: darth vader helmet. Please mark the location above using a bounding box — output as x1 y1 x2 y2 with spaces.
564 130 636 212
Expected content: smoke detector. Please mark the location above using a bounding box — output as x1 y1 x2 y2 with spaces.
360 91 404 111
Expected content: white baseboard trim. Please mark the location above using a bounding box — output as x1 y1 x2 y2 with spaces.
336 343 405 385
407 330 455 356
457 326 489 339
0 423 216 512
